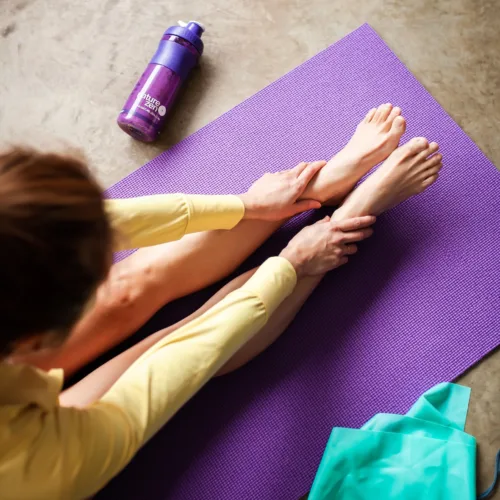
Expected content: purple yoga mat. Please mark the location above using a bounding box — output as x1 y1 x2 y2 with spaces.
97 24 500 500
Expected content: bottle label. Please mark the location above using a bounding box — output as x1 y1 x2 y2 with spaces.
122 64 181 125
140 92 167 117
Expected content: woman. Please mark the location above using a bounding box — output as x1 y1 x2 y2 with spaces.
0 104 442 498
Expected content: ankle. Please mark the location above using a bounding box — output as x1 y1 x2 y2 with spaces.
330 206 348 222
331 198 369 222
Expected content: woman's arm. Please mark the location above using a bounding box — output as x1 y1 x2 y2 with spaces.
3 216 375 499
1 259 296 499
107 161 326 251
107 194 245 250
59 267 259 407
96 257 296 440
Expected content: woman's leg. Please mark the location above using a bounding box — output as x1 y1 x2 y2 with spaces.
61 131 441 409
19 105 405 376
220 136 442 372
60 267 322 407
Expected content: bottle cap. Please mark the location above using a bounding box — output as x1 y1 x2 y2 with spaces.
178 20 205 34
165 20 205 54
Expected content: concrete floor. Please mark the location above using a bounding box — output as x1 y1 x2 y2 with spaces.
1 0 500 495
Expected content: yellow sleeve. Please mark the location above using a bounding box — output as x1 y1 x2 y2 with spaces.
0 402 140 500
0 258 296 499
106 194 245 251
99 257 297 443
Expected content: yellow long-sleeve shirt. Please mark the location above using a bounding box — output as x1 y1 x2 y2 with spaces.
0 194 297 499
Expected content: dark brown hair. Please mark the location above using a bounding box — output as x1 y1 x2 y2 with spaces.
0 148 113 355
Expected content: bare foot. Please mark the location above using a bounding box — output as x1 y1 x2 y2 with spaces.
302 104 406 205
332 137 442 220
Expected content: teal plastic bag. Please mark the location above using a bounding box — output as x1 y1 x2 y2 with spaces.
309 383 476 499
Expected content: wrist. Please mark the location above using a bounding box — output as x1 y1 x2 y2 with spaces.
237 193 255 220
279 247 303 279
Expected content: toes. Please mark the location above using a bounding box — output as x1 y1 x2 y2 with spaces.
391 115 406 135
403 137 429 157
420 141 439 158
419 162 442 180
387 106 402 122
375 103 393 122
426 163 443 177
415 142 439 165
428 141 439 154
364 108 377 122
419 174 439 192
422 152 442 170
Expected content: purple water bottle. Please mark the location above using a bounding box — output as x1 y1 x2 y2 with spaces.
117 20 205 142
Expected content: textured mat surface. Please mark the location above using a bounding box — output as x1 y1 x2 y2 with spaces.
97 24 500 500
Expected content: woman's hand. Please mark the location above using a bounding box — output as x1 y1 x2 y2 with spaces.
239 161 327 221
279 215 376 279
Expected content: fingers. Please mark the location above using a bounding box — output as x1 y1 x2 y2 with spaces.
296 160 327 187
334 215 376 232
365 108 377 123
292 160 326 175
288 199 322 216
342 244 358 255
341 228 374 243
292 162 310 175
